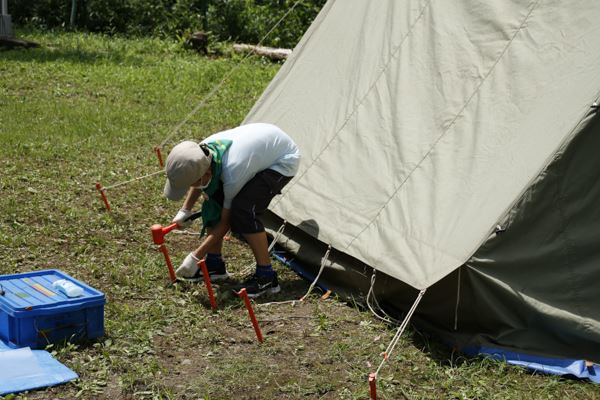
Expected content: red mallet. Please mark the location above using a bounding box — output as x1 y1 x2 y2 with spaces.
150 213 201 282
237 288 263 343
151 222 178 245
369 372 377 400
151 223 179 282
154 146 164 168
198 260 218 310
95 182 111 211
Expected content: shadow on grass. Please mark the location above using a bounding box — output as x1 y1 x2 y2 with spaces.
408 327 463 366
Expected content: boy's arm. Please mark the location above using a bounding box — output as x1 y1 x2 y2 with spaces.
172 188 204 226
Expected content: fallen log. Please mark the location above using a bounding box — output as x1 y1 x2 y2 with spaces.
233 44 291 61
0 36 39 50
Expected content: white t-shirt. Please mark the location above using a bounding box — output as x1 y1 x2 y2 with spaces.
201 123 300 208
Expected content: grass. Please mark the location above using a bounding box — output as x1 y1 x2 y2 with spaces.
1 30 599 399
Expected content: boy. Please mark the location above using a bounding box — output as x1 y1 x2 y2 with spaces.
163 123 300 298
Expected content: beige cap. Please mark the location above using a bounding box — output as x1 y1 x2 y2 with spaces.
163 141 212 200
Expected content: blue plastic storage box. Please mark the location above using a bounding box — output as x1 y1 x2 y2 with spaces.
0 270 105 349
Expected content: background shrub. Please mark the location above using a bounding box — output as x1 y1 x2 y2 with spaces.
8 0 326 48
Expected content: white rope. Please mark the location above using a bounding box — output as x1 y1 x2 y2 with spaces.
454 267 461 331
101 170 164 190
300 245 331 301
94 2 304 197
374 288 427 377
171 230 201 236
366 269 401 325
256 299 298 307
158 0 304 149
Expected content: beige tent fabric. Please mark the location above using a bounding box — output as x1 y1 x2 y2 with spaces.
245 0 600 289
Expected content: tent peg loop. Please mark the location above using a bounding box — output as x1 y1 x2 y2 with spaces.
300 245 331 301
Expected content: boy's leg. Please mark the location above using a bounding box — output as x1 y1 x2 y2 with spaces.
200 180 228 277
242 231 270 266
231 169 292 297
204 228 224 253
203 227 227 277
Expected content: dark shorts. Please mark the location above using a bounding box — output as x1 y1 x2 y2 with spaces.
211 169 292 234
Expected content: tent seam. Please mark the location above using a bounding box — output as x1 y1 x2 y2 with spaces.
244 0 336 120
271 0 433 210
551 109 600 333
344 0 542 251
553 158 582 319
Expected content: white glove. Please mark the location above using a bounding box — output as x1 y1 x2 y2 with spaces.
172 208 193 228
176 252 200 278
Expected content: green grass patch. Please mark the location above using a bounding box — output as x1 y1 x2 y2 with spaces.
1 31 599 399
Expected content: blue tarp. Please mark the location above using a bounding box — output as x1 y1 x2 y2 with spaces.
464 346 599 383
0 340 78 396
272 251 329 293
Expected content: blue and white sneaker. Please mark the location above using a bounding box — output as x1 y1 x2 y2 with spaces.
239 273 281 298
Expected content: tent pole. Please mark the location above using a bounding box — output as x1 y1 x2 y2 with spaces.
0 0 11 39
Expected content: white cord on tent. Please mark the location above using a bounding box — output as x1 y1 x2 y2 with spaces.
268 221 287 253
158 0 304 149
300 245 331 301
374 289 426 378
370 272 399 323
102 170 164 190
454 267 461 331
366 270 401 325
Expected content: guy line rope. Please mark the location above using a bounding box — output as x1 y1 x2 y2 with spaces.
94 0 304 211
369 288 427 399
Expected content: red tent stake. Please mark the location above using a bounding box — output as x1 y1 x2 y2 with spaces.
198 260 217 310
158 244 177 283
154 146 164 168
95 182 111 211
369 372 377 400
237 288 263 343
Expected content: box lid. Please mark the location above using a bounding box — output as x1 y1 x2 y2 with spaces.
0 270 105 317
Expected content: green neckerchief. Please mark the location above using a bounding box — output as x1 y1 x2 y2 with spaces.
201 139 233 235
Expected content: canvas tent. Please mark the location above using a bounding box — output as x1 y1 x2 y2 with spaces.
244 0 600 364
